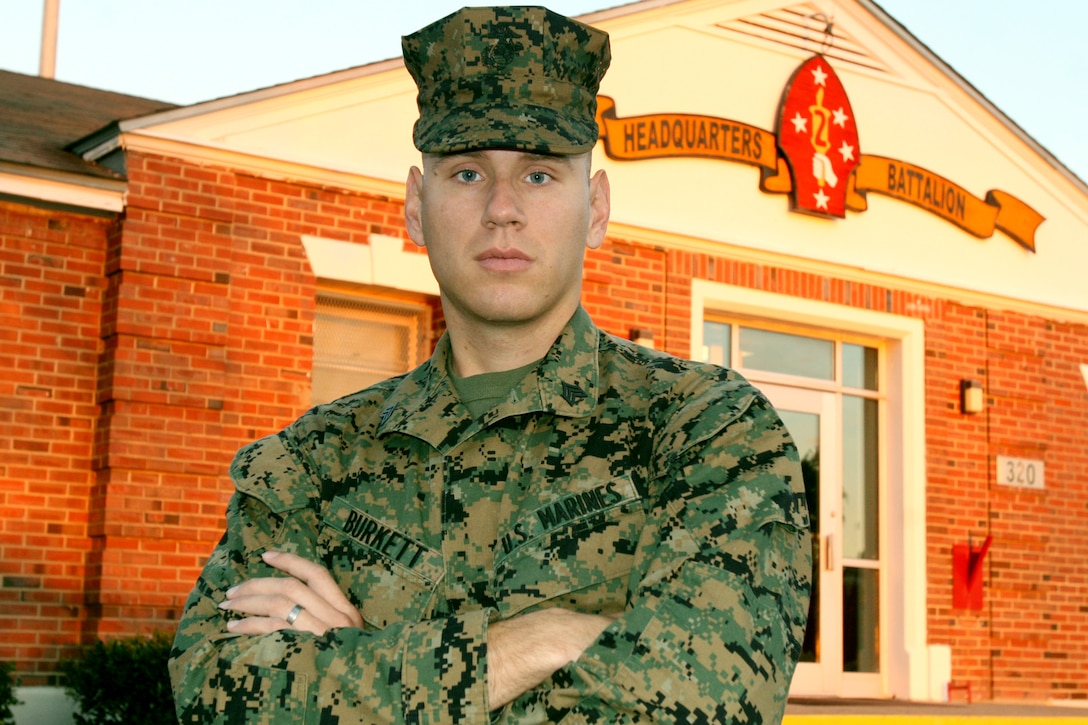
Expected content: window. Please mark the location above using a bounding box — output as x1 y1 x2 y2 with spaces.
738 326 835 380
703 318 878 392
311 293 431 406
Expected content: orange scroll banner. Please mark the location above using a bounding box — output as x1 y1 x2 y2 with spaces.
594 97 1044 253
596 96 779 172
851 155 1041 252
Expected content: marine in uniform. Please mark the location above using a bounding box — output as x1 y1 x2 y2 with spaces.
170 6 811 723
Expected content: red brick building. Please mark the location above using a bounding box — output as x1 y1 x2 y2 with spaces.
2 0 1086 716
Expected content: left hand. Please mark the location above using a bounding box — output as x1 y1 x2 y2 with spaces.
218 550 364 636
487 608 621 710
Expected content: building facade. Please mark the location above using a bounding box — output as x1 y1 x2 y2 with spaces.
2 0 1086 712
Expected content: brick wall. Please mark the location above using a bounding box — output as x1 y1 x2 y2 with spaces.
87 151 407 642
922 304 1088 701
2 149 1086 701
0 202 112 685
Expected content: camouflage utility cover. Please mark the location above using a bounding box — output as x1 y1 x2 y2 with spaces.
170 307 811 723
402 6 611 155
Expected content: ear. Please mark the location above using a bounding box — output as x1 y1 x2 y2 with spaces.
404 166 425 247
586 169 611 250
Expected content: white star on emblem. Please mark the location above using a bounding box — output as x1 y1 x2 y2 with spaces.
791 112 807 133
839 141 855 163
811 65 828 86
814 188 830 210
832 107 849 127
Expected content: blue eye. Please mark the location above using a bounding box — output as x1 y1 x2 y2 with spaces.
456 169 481 182
527 172 550 184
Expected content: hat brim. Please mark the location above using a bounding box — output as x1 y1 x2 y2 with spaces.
413 103 599 156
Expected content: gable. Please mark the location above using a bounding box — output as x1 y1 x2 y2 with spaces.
97 0 1087 315
585 0 1086 313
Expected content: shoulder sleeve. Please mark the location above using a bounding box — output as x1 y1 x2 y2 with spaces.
229 433 316 513
169 429 493 725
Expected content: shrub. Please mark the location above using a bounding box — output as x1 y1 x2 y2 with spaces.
0 662 21 725
59 632 175 725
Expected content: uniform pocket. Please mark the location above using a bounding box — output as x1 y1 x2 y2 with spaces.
320 497 444 628
492 476 645 618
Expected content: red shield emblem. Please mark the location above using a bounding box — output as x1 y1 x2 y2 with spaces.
776 56 860 218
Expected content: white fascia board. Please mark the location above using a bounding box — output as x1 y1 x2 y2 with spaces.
0 165 124 213
611 221 1088 326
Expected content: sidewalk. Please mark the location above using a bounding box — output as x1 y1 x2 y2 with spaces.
784 698 1088 724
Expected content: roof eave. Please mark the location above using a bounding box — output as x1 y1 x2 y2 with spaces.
0 161 126 213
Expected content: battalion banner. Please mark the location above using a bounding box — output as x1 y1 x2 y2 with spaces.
595 96 779 172
851 156 1044 252
594 89 1043 253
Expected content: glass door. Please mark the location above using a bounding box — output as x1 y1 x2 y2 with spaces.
761 382 883 698
703 319 885 698
759 384 842 697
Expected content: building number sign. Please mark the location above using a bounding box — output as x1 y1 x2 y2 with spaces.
996 455 1045 490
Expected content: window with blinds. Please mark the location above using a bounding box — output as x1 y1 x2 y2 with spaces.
311 293 431 406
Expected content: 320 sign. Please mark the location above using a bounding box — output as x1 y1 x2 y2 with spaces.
995 455 1045 490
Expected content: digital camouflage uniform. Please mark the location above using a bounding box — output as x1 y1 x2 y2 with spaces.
170 308 811 723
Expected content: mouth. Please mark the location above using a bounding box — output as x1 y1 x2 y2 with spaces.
476 247 532 272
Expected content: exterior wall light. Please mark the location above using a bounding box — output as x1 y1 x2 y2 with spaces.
630 328 655 349
960 379 985 414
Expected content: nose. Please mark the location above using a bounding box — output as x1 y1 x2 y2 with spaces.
482 177 526 229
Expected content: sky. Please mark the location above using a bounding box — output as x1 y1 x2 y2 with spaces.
1 0 1085 182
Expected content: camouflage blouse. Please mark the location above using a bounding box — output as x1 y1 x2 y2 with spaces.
170 307 811 724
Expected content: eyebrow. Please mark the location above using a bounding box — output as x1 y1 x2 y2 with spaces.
431 150 576 164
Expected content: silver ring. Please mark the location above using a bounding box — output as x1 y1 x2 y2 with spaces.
285 604 304 625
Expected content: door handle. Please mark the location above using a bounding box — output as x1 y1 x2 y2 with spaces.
824 534 834 572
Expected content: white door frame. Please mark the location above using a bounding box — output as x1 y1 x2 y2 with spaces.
759 384 844 696
691 279 929 700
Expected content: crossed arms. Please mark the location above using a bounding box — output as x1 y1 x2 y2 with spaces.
169 390 810 723
217 549 615 710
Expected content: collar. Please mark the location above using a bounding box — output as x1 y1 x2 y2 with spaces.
376 307 600 452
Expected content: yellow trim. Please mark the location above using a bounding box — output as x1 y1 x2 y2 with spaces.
785 717 1088 725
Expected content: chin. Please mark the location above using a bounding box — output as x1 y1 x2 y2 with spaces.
469 294 542 323
456 289 571 327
